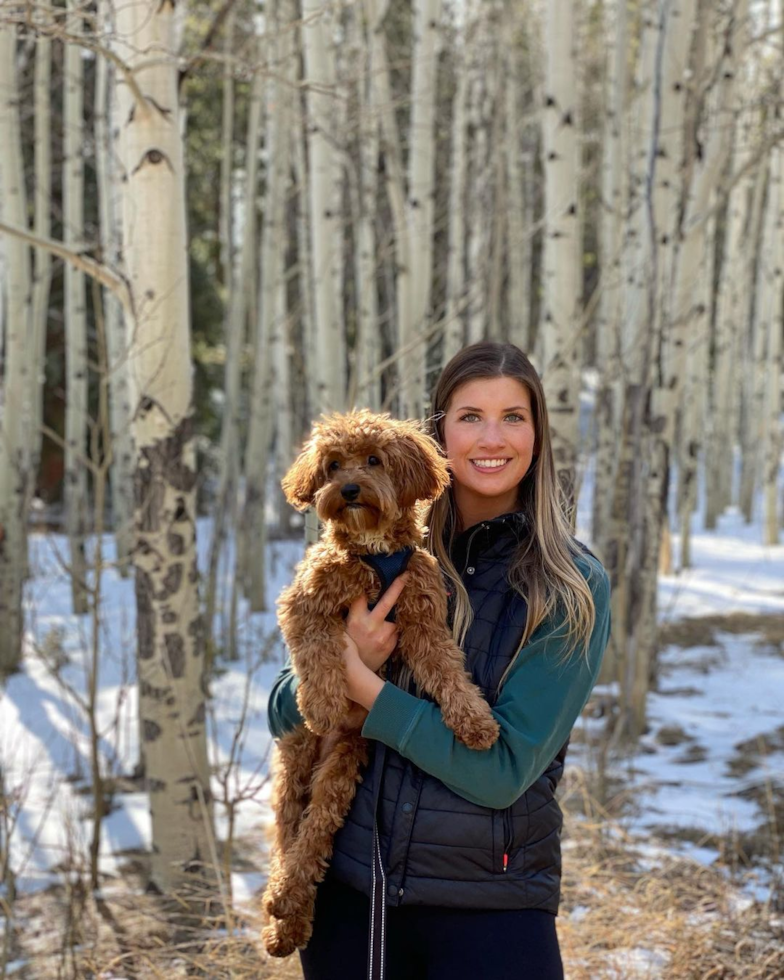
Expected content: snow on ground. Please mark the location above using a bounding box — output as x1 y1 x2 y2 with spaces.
2 468 783 902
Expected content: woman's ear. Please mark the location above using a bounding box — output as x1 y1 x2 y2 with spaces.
281 442 322 511
390 425 452 508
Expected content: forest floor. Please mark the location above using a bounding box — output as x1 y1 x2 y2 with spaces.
2 491 784 977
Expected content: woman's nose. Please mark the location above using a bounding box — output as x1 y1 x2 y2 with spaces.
477 421 506 448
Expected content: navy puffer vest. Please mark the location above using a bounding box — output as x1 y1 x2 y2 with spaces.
329 512 568 912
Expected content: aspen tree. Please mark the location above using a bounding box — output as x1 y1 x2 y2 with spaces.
0 25 33 675
625 0 699 735
738 159 768 522
465 1 494 348
368 0 410 413
443 26 469 365
206 44 266 641
350 0 382 410
63 0 90 614
504 2 535 356
243 0 295 610
96 0 135 570
219 5 236 294
673 0 749 566
540 0 581 510
31 16 52 490
402 0 443 417
302 0 344 412
707 141 751 527
114 0 215 892
762 9 784 544
761 140 783 545
592 0 628 561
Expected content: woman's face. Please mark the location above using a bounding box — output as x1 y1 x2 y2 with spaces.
442 376 536 525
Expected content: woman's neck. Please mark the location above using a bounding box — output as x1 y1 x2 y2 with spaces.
453 486 520 531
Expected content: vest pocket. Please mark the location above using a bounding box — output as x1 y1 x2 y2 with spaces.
492 807 515 874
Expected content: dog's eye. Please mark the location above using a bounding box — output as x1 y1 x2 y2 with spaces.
367 455 381 466
328 460 340 472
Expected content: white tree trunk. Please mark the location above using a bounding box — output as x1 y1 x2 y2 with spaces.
206 35 266 642
465 3 494 348
592 0 628 560
219 5 236 294
761 141 783 545
443 37 469 366
64 2 89 614
302 0 344 412
540 0 581 509
114 0 215 893
368 0 410 413
706 137 751 528
97 0 135 571
243 0 295 610
674 0 749 565
31 18 52 490
401 0 442 417
624 0 699 735
504 3 534 355
350 1 382 411
739 160 769 522
0 26 33 675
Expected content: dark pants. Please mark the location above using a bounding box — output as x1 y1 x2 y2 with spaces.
299 876 565 980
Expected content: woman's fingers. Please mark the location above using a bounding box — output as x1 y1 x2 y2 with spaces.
369 572 410 623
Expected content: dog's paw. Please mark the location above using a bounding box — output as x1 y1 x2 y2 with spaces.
451 710 500 750
262 914 312 958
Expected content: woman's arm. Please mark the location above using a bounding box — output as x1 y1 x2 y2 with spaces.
360 555 611 809
267 660 304 739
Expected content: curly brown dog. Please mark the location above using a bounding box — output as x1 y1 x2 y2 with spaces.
261 410 500 957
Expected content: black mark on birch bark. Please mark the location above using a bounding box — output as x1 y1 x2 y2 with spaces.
165 633 185 677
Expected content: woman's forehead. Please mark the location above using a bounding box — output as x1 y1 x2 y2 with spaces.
447 376 532 409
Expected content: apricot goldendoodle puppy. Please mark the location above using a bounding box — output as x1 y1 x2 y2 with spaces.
261 410 499 957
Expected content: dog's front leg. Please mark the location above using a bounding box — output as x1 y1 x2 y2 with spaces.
397 619 500 749
291 622 353 736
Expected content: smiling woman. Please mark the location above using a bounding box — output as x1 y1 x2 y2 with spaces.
269 341 611 980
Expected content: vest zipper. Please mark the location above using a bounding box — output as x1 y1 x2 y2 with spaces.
502 807 514 873
461 522 488 576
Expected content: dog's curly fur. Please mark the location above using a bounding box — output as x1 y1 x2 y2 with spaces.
261 410 500 957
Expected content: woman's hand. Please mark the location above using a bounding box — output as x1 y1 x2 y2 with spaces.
345 572 409 672
341 632 386 711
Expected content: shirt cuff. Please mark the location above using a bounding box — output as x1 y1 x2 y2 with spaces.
361 680 426 751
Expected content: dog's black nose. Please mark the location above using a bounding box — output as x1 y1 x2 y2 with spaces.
341 484 361 501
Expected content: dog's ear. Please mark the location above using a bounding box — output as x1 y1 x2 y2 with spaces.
389 424 451 508
281 441 322 511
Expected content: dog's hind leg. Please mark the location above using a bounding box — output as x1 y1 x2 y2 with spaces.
265 733 368 927
262 726 320 922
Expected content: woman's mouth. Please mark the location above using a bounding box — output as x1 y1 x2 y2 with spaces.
469 458 511 473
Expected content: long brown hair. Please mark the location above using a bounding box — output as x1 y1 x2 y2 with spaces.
425 342 596 687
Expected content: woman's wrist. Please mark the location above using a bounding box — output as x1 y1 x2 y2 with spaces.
346 662 385 711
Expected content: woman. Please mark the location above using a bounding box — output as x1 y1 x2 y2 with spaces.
267 341 611 980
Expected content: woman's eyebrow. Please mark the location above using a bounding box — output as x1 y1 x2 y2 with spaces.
455 405 530 412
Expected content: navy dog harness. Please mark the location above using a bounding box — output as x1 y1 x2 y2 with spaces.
358 547 415 622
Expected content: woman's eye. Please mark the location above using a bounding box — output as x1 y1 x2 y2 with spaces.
368 455 381 466
459 413 479 422
328 460 340 472
505 413 524 422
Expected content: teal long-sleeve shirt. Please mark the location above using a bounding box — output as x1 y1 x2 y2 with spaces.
266 552 611 810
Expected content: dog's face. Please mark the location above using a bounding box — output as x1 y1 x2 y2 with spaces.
282 410 450 532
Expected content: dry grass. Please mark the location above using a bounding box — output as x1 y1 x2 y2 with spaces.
657 612 784 653
5 810 781 980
